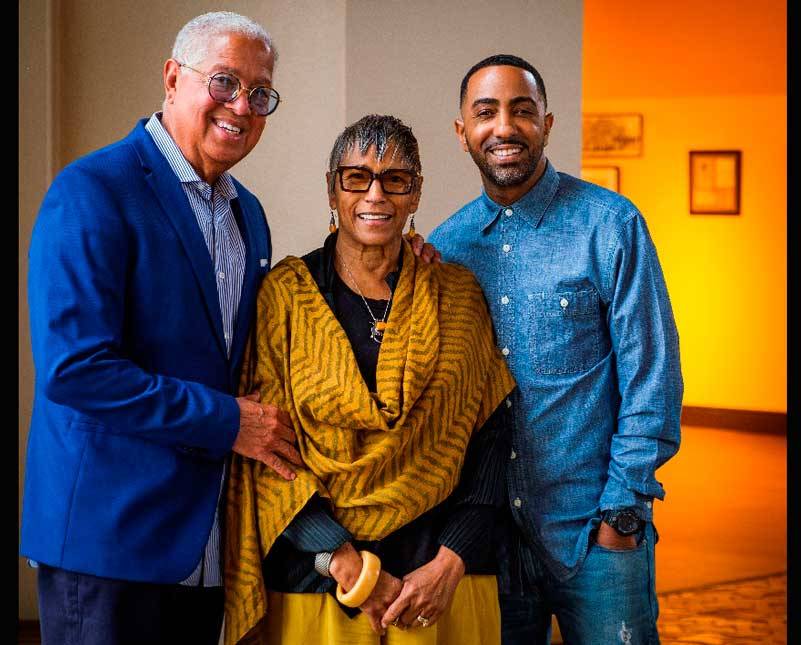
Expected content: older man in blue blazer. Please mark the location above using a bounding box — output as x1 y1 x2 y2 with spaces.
21 12 301 644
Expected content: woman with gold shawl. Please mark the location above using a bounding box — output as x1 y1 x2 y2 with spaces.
225 115 516 645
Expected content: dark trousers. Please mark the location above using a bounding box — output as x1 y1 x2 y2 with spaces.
37 564 224 645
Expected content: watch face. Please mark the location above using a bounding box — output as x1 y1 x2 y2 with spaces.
616 511 640 535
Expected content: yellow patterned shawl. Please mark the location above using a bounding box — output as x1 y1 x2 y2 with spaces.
224 240 515 644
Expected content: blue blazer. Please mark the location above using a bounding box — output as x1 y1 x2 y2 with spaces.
21 119 272 583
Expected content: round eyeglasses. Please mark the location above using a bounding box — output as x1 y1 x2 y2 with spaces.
179 63 281 116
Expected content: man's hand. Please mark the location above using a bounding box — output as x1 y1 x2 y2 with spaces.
329 543 403 635
232 392 301 480
409 233 442 264
380 545 464 630
596 521 637 550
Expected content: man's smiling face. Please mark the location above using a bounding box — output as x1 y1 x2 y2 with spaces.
456 65 553 198
162 32 274 184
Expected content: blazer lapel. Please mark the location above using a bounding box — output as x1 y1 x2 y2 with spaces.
128 121 228 360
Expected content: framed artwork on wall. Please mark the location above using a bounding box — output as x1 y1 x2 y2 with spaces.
581 166 620 192
582 113 643 157
689 150 741 215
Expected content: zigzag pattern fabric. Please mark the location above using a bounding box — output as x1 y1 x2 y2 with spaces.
224 240 516 644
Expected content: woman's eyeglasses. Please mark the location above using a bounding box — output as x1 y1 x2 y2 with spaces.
335 166 418 195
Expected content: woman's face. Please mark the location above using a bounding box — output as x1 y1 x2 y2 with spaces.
327 144 422 252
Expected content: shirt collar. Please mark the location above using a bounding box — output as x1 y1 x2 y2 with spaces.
478 159 559 231
144 112 238 202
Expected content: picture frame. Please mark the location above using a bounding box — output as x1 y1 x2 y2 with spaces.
581 166 620 193
582 113 643 157
689 150 741 215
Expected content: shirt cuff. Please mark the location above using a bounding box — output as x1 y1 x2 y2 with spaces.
599 483 654 522
439 506 495 567
281 495 352 552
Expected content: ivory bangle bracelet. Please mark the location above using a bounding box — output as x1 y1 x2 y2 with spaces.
335 550 381 608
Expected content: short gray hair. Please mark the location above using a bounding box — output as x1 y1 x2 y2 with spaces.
328 115 422 186
172 11 277 68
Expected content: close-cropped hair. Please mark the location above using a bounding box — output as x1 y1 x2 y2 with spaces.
172 11 277 68
328 115 422 189
459 54 547 109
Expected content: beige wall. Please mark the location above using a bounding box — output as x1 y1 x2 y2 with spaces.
19 0 57 622
18 0 582 619
346 0 583 235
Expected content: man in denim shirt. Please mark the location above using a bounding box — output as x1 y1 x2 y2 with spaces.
429 55 683 644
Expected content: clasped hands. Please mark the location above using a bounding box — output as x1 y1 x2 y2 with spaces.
330 542 465 635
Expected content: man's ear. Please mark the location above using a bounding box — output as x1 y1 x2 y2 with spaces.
454 118 468 152
543 112 555 147
163 59 181 105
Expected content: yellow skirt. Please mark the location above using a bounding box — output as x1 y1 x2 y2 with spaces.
253 575 500 645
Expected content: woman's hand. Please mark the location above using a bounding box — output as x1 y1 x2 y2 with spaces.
380 545 465 630
360 570 404 635
329 543 403 635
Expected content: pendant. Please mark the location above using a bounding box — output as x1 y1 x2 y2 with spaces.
370 324 384 343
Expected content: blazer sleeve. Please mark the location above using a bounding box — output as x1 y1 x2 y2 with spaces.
27 164 240 459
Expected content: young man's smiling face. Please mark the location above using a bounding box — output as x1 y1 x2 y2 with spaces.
456 64 553 204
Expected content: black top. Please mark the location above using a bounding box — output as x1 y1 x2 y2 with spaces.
331 258 399 393
261 232 513 609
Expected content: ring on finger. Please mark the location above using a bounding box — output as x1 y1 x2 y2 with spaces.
416 615 430 628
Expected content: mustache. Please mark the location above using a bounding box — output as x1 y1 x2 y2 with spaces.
483 138 530 152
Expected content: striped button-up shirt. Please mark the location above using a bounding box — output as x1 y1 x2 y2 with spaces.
146 112 246 586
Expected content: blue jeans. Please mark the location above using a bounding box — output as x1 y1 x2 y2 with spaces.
37 564 224 645
500 523 660 645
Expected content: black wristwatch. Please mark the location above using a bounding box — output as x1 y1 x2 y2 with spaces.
602 508 643 536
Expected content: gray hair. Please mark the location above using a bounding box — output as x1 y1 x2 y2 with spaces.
172 11 277 68
328 115 422 187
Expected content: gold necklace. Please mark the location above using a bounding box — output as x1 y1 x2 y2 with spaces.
335 250 393 344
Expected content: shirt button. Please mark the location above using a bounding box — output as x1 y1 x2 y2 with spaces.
510 450 517 460
218 271 226 279
513 497 522 508
224 333 230 341
505 398 512 408
502 244 511 253
504 208 513 217
560 297 569 308
501 347 510 356
646 501 653 509
501 295 509 305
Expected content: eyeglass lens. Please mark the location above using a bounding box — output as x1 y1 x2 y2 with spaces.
339 168 415 194
208 73 280 116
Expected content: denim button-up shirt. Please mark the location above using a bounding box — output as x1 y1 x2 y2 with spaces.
429 161 683 581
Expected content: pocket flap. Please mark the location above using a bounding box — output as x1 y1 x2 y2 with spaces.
532 289 599 317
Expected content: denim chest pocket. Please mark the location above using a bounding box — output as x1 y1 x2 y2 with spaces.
529 288 604 374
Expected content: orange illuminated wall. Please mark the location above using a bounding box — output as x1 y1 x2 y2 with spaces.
582 0 786 413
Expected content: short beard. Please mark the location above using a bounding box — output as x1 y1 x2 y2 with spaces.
468 144 542 187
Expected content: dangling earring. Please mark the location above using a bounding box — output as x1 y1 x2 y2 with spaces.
329 209 337 233
406 214 416 239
